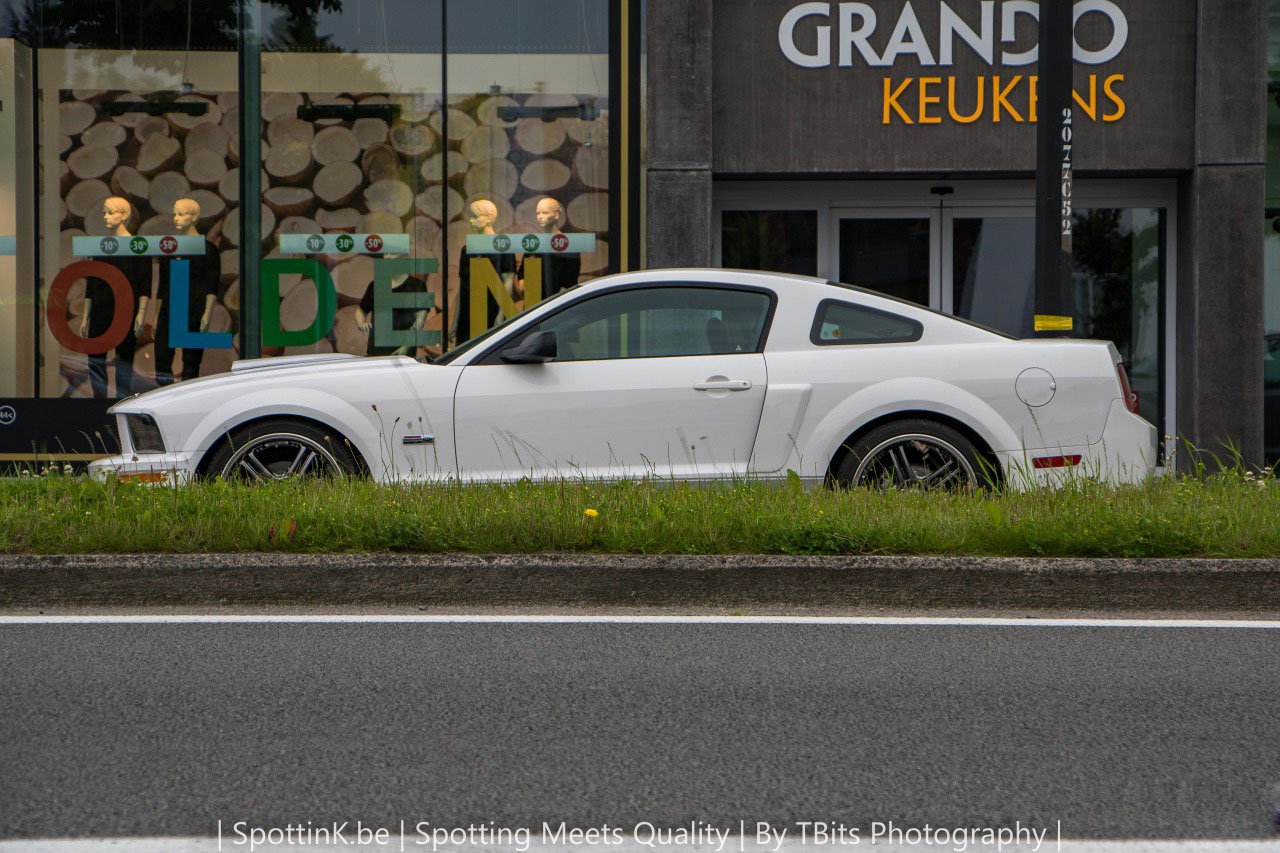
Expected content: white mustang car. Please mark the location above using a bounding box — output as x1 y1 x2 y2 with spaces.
90 269 1156 490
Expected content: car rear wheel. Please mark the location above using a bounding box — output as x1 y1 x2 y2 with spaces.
206 419 359 482
835 419 984 493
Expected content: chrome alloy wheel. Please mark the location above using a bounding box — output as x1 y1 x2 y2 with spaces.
852 433 977 492
220 432 344 481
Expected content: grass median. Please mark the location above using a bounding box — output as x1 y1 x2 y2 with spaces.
2 467 1279 556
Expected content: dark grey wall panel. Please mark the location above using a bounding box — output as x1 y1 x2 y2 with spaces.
1177 165 1266 468
711 0 1197 174
1194 0 1267 165
647 170 713 267
647 0 713 168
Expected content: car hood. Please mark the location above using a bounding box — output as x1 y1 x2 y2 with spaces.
109 354 422 413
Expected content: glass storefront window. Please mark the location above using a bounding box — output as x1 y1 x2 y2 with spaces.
1263 0 1280 462
721 210 817 276
0 0 624 457
952 216 1036 335
1071 208 1165 433
259 0 445 361
839 217 931 306
0 36 33 397
446 0 610 346
32 3 239 398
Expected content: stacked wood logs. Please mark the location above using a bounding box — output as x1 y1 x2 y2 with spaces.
56 87 609 390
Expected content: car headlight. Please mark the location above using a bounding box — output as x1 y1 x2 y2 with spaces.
126 414 165 453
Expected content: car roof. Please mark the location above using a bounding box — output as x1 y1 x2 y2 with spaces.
576 268 1011 337
441 267 1011 366
575 267 831 291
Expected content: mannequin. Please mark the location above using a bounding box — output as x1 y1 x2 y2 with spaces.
356 254 429 357
518 197 581 299
81 196 148 397
152 198 218 385
452 199 517 345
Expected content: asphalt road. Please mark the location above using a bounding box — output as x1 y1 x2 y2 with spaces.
2 618 1278 841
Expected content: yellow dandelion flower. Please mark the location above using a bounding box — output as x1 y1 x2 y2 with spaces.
584 508 599 518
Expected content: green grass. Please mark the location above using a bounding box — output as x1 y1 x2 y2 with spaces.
2 468 1279 556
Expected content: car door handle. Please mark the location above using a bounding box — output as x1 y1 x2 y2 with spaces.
693 379 753 391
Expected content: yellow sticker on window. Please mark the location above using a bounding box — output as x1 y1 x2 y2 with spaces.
1034 314 1074 332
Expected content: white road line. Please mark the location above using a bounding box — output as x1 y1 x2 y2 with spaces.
1 615 1279 627
3 840 1280 852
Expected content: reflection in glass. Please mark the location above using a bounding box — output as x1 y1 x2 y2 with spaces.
446 0 610 346
1266 211 1280 461
1263 6 1280 462
952 216 1036 337
1072 208 1164 432
260 0 446 360
838 218 930 306
0 37 33 396
33 0 241 397
721 210 818 276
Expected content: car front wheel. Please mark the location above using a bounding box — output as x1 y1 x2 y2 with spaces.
835 419 985 492
205 419 359 482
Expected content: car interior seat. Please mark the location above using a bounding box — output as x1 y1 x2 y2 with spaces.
705 316 732 353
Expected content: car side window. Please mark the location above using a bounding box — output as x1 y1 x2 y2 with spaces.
499 286 773 363
810 299 922 345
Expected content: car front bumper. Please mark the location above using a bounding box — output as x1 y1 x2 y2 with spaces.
88 451 200 485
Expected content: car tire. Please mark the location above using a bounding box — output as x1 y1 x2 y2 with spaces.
834 419 987 492
204 418 360 482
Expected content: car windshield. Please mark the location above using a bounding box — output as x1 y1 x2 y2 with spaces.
432 286 580 365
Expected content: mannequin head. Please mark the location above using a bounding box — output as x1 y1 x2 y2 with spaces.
172 198 201 235
102 196 133 236
468 200 498 234
534 198 564 232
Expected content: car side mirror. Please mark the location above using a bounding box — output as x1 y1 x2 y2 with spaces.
501 330 557 364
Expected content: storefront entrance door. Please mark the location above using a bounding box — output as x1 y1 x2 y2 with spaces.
834 204 1044 338
834 206 1040 338
833 209 939 308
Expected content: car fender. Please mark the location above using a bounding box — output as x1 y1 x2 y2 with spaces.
189 388 381 470
799 377 1021 478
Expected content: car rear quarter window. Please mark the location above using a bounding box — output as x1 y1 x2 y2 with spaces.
810 299 922 346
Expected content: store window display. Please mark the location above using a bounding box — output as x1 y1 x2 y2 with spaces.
11 0 613 395
356 257 431 358
81 197 149 398
153 198 221 385
518 197 582 298
0 0 621 462
453 199 516 344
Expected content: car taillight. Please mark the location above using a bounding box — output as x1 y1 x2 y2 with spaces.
1115 363 1139 414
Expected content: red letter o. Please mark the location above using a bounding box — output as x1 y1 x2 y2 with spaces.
46 260 133 355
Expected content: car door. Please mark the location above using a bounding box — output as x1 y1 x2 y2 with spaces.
453 283 774 481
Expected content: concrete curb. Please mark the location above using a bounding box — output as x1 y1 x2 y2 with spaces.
2 553 1280 610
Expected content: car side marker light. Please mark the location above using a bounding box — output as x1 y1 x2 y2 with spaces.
1032 455 1083 469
